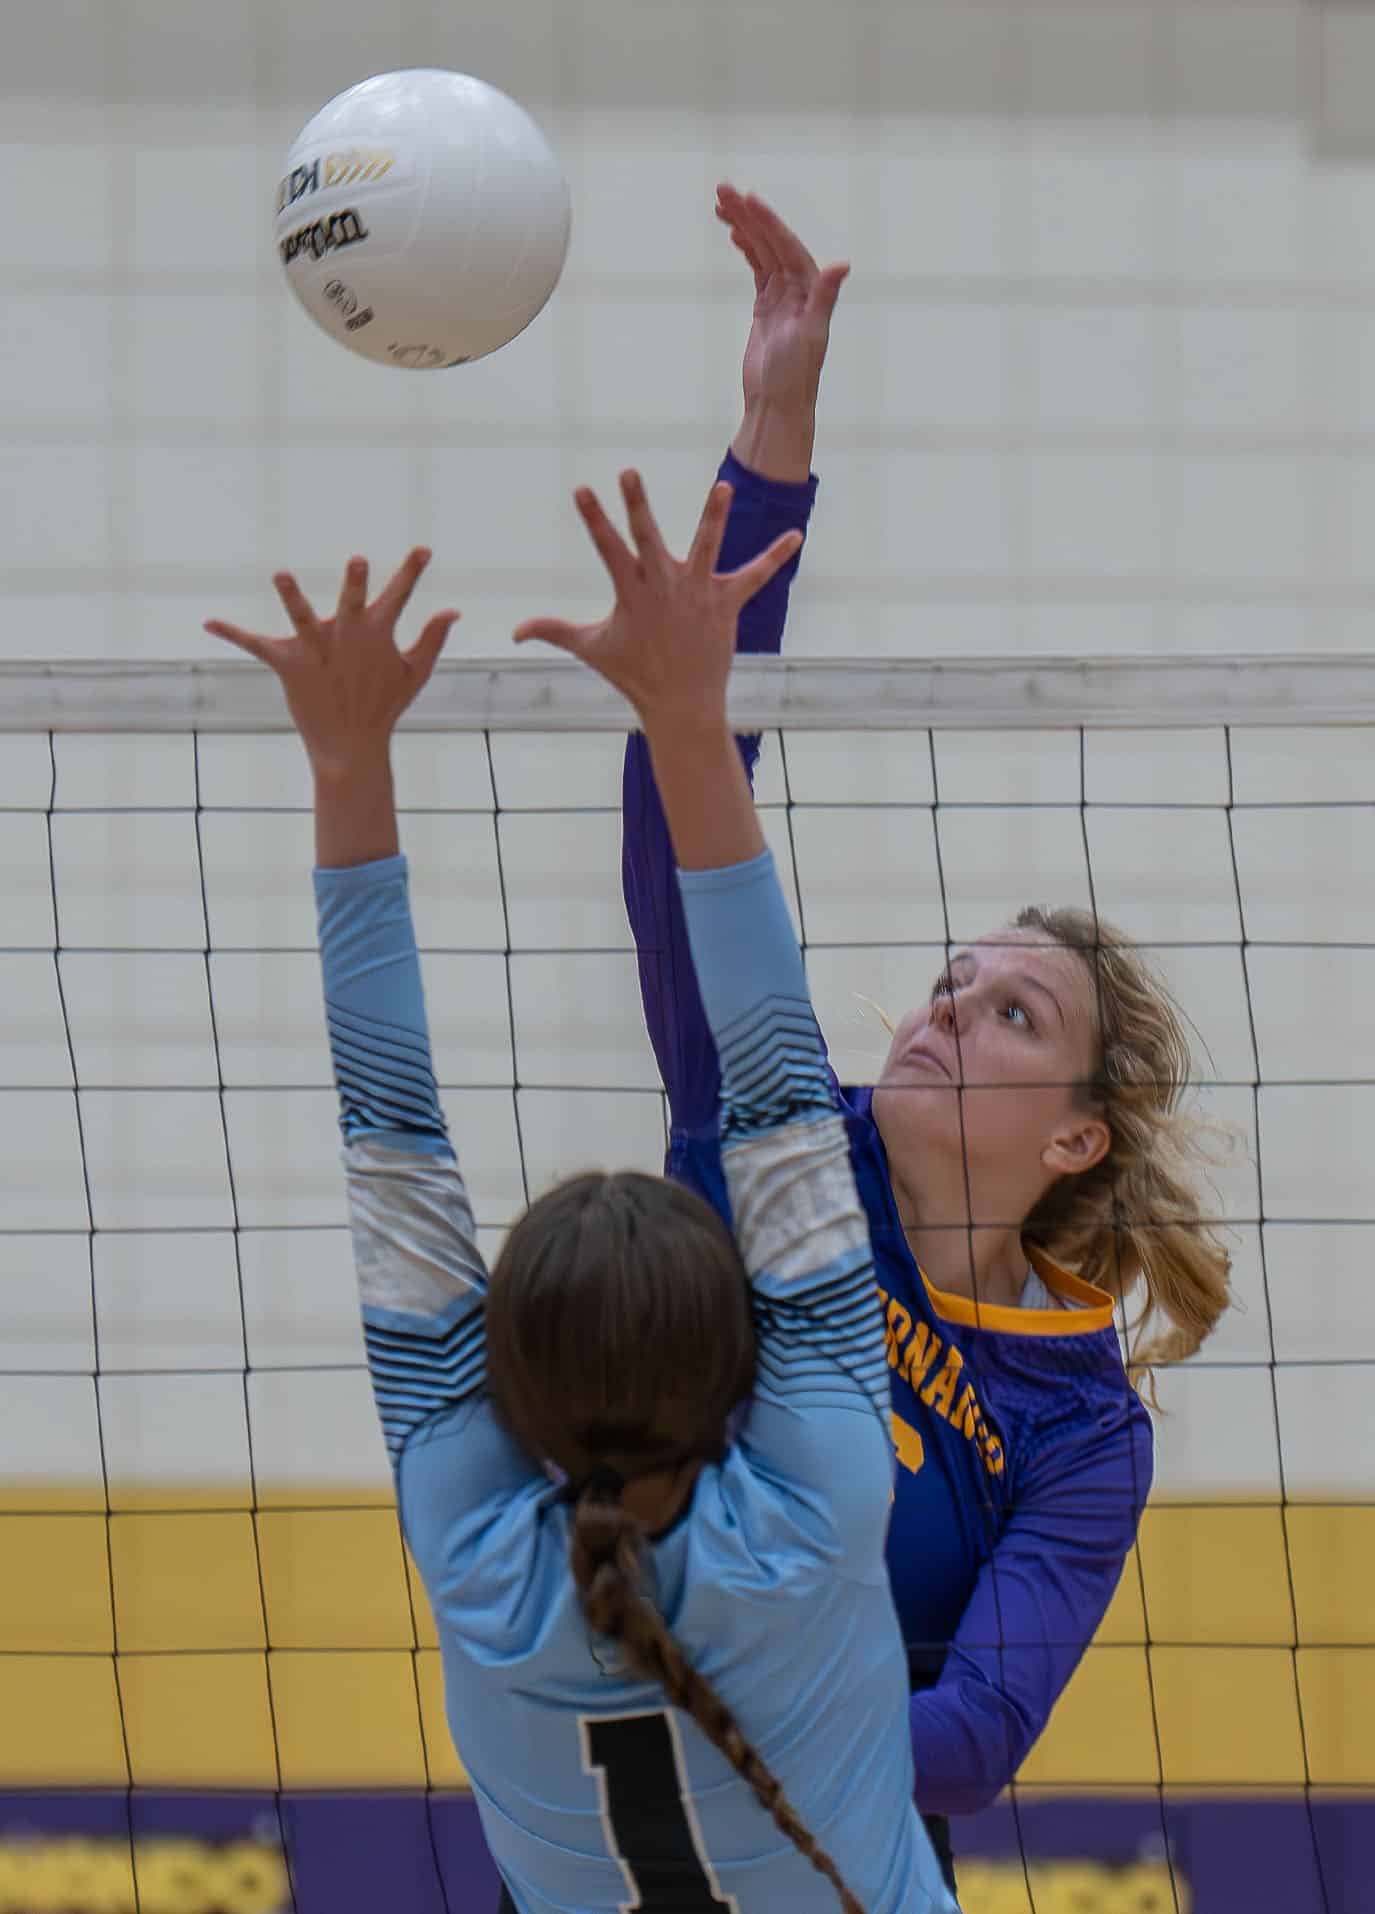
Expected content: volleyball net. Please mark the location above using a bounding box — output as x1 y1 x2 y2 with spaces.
1 653 1373 1914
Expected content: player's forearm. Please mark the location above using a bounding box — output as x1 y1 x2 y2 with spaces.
676 847 876 1425
676 845 832 1143
731 400 817 485
315 854 448 1151
621 734 724 1133
906 1678 1029 1817
315 855 490 1462
643 718 765 874
312 754 401 869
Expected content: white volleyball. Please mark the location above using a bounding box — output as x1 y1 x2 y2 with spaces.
275 68 571 370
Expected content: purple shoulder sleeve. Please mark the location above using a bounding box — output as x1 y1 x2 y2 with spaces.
621 451 818 1135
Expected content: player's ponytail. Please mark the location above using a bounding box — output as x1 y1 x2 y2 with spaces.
1014 906 1233 1404
487 1170 866 1913
569 1478 865 1914
486 1170 757 1477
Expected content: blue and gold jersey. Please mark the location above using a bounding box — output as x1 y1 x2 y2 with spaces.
623 452 1155 1817
667 1096 1154 1817
847 1087 1151 1684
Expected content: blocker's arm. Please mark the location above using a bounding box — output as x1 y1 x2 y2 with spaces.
621 453 816 1138
315 849 492 1468
677 843 892 1570
205 549 531 1508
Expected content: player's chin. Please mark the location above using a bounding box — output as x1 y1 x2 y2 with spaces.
872 1077 962 1148
876 1062 962 1099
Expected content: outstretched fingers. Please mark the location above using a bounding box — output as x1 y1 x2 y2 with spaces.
404 608 460 684
573 487 639 595
809 260 851 323
725 188 850 315
718 184 783 285
686 481 734 577
205 567 318 670
512 615 600 660
335 555 369 621
716 183 771 285
274 571 323 642
743 192 820 281
722 527 804 608
375 546 433 624
729 224 768 285
203 619 281 668
619 469 670 573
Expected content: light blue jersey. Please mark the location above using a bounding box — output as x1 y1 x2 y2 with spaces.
315 850 958 1914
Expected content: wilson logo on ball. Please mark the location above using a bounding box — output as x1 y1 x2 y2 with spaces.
279 209 369 267
276 69 570 368
275 151 394 214
323 149 395 188
276 160 320 214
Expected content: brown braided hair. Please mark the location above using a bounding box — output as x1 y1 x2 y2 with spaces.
570 1480 865 1914
485 1170 865 1914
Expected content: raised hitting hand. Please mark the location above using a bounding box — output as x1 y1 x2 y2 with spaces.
514 472 802 735
205 549 459 781
716 184 849 427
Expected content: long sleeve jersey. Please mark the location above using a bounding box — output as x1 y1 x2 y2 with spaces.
316 852 957 1914
621 452 1155 1818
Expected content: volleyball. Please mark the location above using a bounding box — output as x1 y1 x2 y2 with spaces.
275 68 571 370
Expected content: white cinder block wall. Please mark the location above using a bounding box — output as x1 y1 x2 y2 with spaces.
6 0 1375 661
0 0 1372 1508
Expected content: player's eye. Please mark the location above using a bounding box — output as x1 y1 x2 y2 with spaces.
1000 999 1032 1030
930 972 956 1002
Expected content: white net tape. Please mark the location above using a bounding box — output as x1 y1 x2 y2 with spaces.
2 652 1374 732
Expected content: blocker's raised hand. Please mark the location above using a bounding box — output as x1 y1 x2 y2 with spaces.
514 472 801 731
205 549 459 779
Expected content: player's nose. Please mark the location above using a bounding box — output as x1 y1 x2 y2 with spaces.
930 990 958 1033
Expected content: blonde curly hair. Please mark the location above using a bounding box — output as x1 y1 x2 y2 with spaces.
1011 905 1233 1402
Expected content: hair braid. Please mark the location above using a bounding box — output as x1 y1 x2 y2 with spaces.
570 1488 866 1914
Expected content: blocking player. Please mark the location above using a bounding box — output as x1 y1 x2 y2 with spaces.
206 481 959 1913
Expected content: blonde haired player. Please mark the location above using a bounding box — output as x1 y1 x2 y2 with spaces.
619 187 1232 1894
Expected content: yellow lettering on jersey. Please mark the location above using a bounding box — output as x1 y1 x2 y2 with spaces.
891 1412 925 1476
901 1320 943 1391
879 1294 1006 1479
920 1345 964 1420
951 1381 980 1441
885 1297 913 1367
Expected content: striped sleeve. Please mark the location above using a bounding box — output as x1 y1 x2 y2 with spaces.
621 450 818 1138
674 851 832 1147
676 853 888 1428
315 856 489 1464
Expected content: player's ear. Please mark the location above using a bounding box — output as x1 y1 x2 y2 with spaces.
1041 1113 1110 1180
